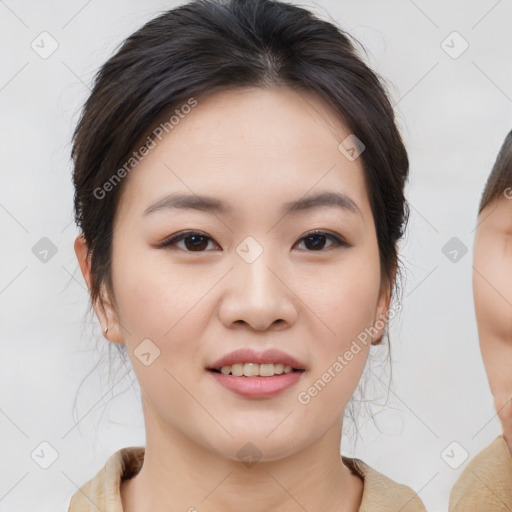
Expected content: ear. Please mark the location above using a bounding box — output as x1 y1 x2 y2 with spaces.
371 272 394 346
74 234 125 344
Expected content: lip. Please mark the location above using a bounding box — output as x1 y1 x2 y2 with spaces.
208 370 305 398
207 348 307 371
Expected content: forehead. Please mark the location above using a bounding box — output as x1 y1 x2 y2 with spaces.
115 86 370 223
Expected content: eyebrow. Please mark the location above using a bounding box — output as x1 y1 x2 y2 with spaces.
142 191 362 218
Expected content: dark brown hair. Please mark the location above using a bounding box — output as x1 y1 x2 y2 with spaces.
72 0 409 338
478 130 512 214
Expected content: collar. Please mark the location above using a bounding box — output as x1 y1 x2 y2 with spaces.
68 446 426 511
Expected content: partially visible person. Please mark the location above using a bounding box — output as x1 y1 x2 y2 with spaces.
450 130 512 510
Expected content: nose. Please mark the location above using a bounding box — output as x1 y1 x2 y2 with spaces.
218 250 298 332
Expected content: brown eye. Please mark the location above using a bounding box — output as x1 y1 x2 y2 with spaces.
160 231 219 252
295 230 348 251
160 229 348 253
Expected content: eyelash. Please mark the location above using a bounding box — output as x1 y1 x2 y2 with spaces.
159 229 349 252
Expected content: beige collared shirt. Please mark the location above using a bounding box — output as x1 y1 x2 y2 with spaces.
67 446 426 511
449 435 512 511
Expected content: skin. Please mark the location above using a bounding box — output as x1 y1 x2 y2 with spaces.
474 195 512 454
75 85 392 511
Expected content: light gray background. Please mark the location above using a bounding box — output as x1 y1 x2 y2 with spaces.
1 1 511 511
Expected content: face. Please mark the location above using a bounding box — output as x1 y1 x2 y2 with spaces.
76 85 390 461
473 195 512 444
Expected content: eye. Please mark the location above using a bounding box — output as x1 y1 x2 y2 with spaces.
159 229 348 252
295 230 348 251
159 231 220 252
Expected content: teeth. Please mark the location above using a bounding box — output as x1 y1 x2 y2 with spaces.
219 362 294 377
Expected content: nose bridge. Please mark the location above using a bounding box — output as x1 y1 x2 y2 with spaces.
218 235 297 330
235 235 284 302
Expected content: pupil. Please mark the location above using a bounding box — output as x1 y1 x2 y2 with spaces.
186 235 208 251
305 234 325 250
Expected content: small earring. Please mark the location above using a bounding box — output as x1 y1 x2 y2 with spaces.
104 324 108 334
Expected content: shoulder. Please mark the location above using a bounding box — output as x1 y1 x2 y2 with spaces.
449 435 512 511
342 456 427 512
66 447 426 512
68 446 145 512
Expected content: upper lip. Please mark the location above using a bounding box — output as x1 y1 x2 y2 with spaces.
208 348 307 370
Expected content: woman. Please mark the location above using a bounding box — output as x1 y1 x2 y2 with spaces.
449 131 512 510
68 0 425 509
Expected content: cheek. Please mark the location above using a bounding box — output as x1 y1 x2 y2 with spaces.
110 250 212 411
313 252 382 346
110 238 212 353
295 268 378 416
293 256 380 412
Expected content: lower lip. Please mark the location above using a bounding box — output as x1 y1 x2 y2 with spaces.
207 370 305 398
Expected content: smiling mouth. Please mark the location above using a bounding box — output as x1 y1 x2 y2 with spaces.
207 362 305 378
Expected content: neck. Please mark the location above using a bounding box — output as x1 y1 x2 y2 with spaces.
121 402 363 512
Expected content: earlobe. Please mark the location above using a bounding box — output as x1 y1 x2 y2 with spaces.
96 284 125 345
371 280 392 345
73 234 125 345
